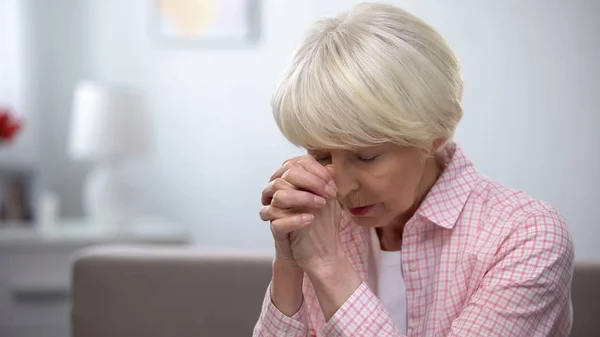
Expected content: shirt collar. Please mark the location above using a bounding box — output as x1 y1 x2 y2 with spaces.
416 141 479 229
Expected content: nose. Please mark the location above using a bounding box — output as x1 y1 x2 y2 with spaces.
326 161 358 200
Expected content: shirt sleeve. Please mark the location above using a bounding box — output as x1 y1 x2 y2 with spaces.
253 282 309 337
320 282 406 337
446 210 574 336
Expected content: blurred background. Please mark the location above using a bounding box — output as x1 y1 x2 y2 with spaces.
1 0 600 254
0 0 599 335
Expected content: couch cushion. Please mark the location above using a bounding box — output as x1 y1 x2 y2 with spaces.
72 246 600 337
71 246 273 337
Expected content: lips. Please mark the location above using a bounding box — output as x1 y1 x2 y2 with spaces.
348 204 374 216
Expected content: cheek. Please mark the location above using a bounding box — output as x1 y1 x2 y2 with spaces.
376 163 424 213
384 176 419 211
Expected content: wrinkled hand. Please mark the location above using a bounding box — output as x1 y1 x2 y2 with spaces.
289 195 343 273
260 155 342 272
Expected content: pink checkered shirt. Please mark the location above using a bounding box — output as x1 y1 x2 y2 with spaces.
253 142 574 337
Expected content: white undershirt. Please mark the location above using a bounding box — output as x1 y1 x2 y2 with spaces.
369 228 408 334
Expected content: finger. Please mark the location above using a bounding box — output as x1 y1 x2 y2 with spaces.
272 156 335 187
270 157 303 182
282 163 337 199
270 214 314 235
270 163 289 182
261 178 295 206
325 165 335 180
271 189 327 209
297 157 335 187
259 205 297 222
324 165 338 191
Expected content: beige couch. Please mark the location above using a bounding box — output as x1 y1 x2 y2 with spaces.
70 245 600 337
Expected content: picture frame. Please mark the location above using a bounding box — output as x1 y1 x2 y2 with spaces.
150 0 261 48
0 167 37 228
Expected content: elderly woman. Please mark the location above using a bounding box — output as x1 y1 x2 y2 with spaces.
254 3 573 337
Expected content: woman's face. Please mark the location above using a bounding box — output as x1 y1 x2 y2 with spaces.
309 143 434 228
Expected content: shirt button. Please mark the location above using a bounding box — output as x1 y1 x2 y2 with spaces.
409 263 418 271
409 321 419 330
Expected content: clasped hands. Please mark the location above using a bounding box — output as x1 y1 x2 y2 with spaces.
259 155 345 277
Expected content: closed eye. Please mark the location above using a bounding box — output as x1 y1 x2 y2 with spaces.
357 155 378 162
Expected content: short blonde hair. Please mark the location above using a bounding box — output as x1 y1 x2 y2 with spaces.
272 3 463 151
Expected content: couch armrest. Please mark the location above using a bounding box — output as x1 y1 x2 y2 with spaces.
572 262 600 337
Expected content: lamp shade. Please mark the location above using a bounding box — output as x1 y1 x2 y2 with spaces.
69 81 150 161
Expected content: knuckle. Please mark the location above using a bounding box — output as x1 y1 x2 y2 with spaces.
261 191 273 204
270 221 280 235
270 218 285 230
261 185 271 197
272 190 290 205
260 198 271 207
281 167 294 180
273 177 287 190
281 158 296 168
307 193 319 204
270 220 286 235
259 206 272 221
272 190 281 201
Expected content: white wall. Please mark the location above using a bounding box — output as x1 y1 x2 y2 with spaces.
32 0 600 260
0 0 37 166
25 0 93 216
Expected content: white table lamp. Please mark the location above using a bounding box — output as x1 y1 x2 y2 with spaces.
69 81 150 227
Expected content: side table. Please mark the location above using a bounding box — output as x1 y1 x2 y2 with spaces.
0 218 191 337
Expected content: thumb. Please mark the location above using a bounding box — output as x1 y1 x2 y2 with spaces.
325 165 338 191
325 165 335 181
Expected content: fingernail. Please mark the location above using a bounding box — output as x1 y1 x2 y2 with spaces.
328 180 337 189
301 214 314 223
328 180 338 192
325 185 337 198
314 196 326 206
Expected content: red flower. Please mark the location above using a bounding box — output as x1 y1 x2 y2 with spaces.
0 107 23 143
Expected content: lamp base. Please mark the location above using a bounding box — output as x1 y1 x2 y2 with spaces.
83 161 136 229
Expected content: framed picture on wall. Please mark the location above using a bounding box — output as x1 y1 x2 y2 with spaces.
150 0 261 48
0 167 36 228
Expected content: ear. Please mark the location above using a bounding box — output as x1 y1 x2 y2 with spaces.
430 138 447 154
